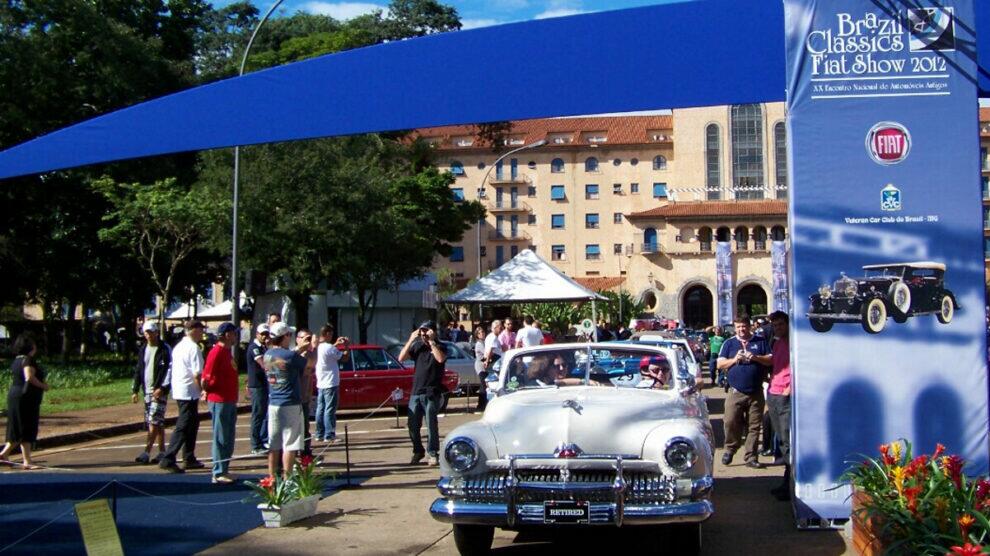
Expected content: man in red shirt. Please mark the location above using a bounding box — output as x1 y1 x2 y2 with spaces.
766 311 791 501
202 322 240 484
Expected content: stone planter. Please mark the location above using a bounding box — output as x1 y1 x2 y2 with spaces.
258 495 320 528
850 490 888 556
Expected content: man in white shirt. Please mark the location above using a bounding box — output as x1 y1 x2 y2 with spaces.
159 320 206 474
515 315 544 348
315 324 349 443
484 319 504 369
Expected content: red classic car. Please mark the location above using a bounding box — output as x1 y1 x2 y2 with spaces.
313 344 460 411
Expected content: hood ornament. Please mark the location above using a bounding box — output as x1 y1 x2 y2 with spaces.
561 399 582 414
554 442 583 459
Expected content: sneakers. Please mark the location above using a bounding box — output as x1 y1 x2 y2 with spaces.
410 452 426 465
183 459 206 470
721 451 734 465
134 452 150 464
160 461 185 474
428 455 439 467
212 474 236 485
251 448 269 456
152 452 164 464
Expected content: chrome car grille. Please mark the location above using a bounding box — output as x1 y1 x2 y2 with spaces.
455 471 677 504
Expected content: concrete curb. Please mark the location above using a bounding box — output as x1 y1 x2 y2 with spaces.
36 404 253 450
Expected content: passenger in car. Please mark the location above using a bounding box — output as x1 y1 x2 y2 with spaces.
637 355 672 390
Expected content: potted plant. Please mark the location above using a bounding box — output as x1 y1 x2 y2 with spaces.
245 455 329 528
842 440 990 555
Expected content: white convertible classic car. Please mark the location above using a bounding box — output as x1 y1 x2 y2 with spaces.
430 342 715 555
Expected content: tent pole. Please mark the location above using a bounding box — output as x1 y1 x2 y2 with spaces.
591 299 598 342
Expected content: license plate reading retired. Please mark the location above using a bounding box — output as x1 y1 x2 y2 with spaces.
543 500 589 524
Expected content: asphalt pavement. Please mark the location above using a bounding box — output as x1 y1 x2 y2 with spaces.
4 387 854 555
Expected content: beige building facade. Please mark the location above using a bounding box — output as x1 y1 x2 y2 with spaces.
417 103 989 329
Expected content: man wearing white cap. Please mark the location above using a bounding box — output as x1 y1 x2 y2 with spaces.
131 321 172 465
263 321 310 478
246 323 271 454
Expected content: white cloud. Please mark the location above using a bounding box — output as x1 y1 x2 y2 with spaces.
461 18 503 30
534 8 586 19
300 2 387 20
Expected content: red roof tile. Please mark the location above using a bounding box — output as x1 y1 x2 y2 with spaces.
573 276 626 291
628 200 788 219
411 115 673 149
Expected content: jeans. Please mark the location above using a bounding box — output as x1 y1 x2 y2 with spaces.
301 402 312 456
408 393 441 457
723 387 765 463
249 387 269 451
315 387 339 440
476 373 488 412
162 399 200 465
766 393 791 461
209 401 237 477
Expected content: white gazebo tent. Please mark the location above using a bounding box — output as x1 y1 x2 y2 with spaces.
443 249 607 339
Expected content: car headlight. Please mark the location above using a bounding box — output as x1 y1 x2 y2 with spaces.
445 437 479 472
844 283 857 297
664 437 697 472
818 285 832 299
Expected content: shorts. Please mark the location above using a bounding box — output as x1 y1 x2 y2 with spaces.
144 394 167 427
268 404 304 452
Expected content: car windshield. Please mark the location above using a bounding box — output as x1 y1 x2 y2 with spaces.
864 266 904 279
348 348 403 371
502 346 685 392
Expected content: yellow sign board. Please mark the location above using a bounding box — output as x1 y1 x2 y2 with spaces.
75 499 124 556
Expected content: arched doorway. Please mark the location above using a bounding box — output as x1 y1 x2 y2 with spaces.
737 284 768 316
682 285 714 329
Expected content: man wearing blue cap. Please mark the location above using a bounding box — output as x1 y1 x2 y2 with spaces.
398 320 447 465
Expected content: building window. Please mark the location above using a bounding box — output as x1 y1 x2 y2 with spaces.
734 226 749 251
585 213 600 229
630 158 639 166
495 246 505 266
480 246 487 257
551 214 565 229
552 245 566 261
652 183 667 198
613 158 622 166
528 186 536 197
585 184 599 200
510 245 519 258
528 214 536 225
706 123 721 200
771 225 786 241
451 188 464 202
613 183 622 194
585 157 599 172
495 160 504 181
613 243 623 255
774 122 788 199
477 161 486 170
550 185 566 200
630 183 639 194
450 161 464 176
585 244 601 260
551 158 565 173
753 226 768 250
985 237 990 259
985 206 990 229
983 176 989 200
731 104 765 200
699 227 713 251
613 212 623 224
449 247 465 262
527 160 537 169
653 155 667 170
982 147 989 171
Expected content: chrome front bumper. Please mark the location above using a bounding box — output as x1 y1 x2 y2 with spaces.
429 497 713 527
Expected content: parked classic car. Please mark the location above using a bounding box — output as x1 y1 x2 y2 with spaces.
807 262 958 334
430 342 715 555
388 340 479 393
309 344 459 411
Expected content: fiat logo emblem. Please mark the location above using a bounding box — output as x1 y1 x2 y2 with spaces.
866 122 911 165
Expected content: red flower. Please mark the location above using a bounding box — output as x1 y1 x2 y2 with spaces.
934 443 946 459
944 455 965 489
299 455 314 468
904 486 923 516
947 543 983 556
905 455 928 479
959 514 976 540
259 476 275 489
879 444 895 466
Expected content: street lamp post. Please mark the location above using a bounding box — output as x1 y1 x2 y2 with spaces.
475 139 547 277
231 0 284 336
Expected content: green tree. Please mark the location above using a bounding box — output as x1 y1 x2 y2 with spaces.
95 178 230 325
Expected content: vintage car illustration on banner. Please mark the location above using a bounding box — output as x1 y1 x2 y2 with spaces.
429 343 715 555
807 261 958 334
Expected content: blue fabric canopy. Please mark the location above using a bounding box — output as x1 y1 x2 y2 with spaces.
0 0 987 180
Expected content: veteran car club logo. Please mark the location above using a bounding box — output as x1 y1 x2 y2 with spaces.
866 122 911 165
881 184 902 212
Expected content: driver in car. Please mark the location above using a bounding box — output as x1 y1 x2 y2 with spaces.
636 355 672 390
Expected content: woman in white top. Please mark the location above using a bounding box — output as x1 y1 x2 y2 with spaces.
473 325 488 411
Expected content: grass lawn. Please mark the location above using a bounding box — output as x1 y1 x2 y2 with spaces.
35 378 135 415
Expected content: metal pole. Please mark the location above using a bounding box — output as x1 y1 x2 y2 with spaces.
475 140 548 277
231 0 284 345
344 424 352 486
591 299 598 342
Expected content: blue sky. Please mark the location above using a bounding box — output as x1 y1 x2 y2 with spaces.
217 0 679 29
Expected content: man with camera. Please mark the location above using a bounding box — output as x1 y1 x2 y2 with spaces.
398 320 447 465
717 314 772 469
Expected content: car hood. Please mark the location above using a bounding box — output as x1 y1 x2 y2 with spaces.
482 386 697 458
